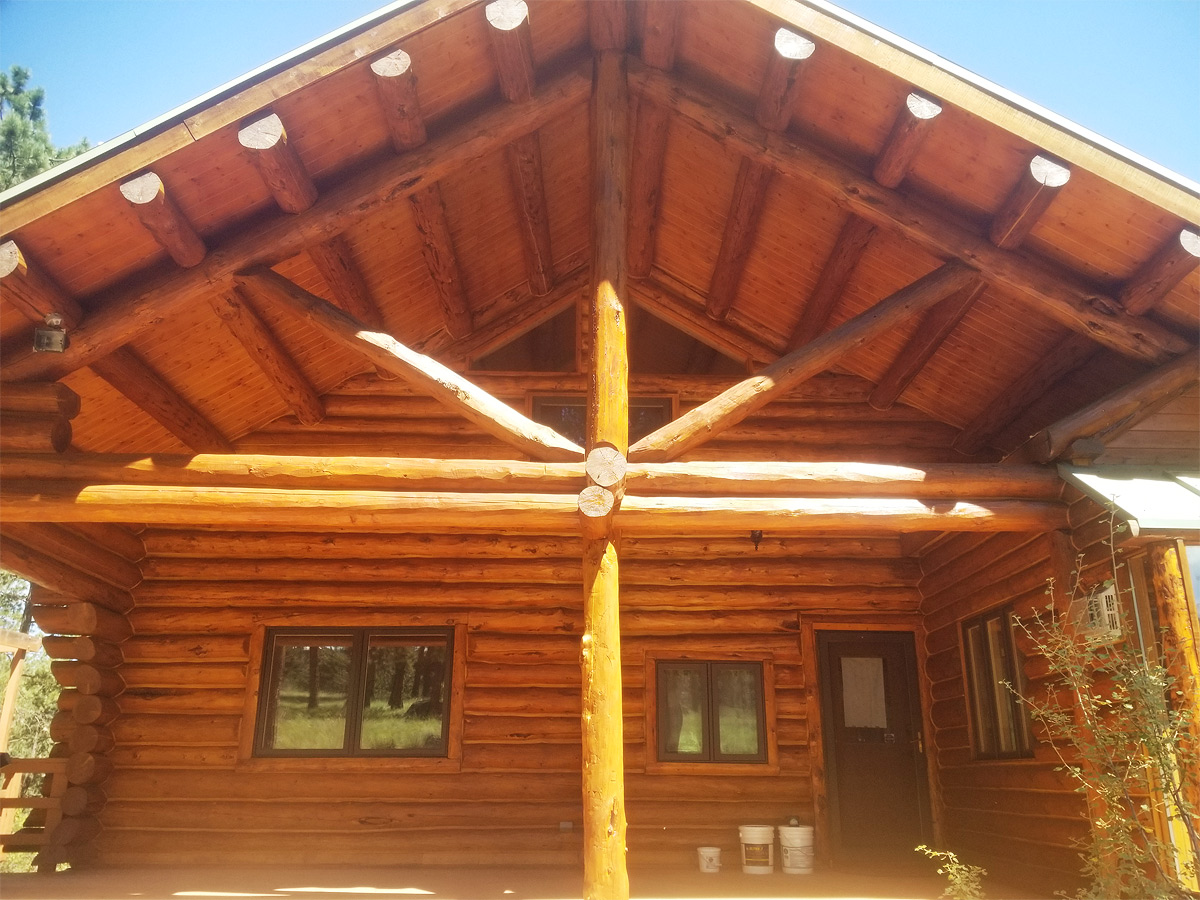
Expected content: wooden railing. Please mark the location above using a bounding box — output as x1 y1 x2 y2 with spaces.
0 756 67 873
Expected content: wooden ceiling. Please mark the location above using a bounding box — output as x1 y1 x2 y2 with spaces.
0 0 1197 463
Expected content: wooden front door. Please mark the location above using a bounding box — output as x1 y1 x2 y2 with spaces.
817 630 931 868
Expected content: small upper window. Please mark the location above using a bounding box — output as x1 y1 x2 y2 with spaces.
256 628 453 757
656 661 767 763
531 395 672 447
962 609 1031 759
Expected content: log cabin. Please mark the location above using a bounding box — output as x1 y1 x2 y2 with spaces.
0 0 1197 895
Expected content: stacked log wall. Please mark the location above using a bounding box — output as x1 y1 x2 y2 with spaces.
918 502 1129 894
92 524 920 867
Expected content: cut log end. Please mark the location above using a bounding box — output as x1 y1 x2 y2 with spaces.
1179 228 1200 258
118 172 165 206
906 92 942 120
585 446 628 490
578 485 616 520
370 49 414 79
0 239 22 277
238 113 287 151
486 0 528 31
1029 154 1071 188
774 28 816 61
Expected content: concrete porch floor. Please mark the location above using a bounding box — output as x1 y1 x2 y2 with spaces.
0 864 1043 900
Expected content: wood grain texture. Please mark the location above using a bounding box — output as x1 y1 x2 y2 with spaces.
118 172 206 267
873 92 942 189
370 49 426 152
237 113 318 214
0 240 85 328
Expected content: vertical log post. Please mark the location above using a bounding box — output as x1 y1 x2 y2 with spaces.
1147 541 1200 816
579 48 629 900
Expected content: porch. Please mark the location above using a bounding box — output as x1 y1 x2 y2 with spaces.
0 863 1037 900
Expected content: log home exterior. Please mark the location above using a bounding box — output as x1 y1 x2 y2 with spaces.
0 0 1197 895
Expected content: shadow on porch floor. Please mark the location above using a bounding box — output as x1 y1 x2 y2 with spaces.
0 864 1043 900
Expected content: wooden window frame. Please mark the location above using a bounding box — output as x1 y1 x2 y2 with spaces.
238 621 465 773
961 607 1032 760
528 393 675 446
644 651 778 775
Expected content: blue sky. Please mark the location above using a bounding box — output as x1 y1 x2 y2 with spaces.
1 0 1197 182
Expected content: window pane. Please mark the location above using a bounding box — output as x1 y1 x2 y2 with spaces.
360 636 449 753
660 665 706 756
629 398 672 443
267 639 352 750
964 623 997 755
531 397 587 447
714 664 763 756
986 615 1019 754
840 656 887 728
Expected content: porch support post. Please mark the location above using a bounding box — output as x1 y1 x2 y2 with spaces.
580 47 629 900
1147 541 1200 817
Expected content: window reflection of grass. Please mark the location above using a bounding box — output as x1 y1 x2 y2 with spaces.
719 705 760 755
271 694 444 751
675 708 703 754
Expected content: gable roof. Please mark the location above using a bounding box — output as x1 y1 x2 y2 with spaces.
1 0 1197 465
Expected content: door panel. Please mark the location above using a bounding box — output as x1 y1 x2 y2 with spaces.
818 631 931 867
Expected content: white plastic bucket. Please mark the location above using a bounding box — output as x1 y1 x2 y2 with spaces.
778 824 814 874
738 825 775 874
697 846 721 873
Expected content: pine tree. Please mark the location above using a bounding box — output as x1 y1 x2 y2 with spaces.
0 65 89 191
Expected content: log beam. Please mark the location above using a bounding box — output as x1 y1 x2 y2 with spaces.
581 47 629 900
953 331 1098 456
588 0 627 51
706 29 814 321
626 1 680 279
869 281 986 410
0 453 1063 499
306 237 386 331
118 172 206 267
0 536 132 614
486 0 555 296
408 184 475 339
1119 227 1200 314
235 267 582 461
88 347 232 453
1010 350 1199 464
1 60 591 384
872 93 942 189
628 62 1189 364
0 483 1066 534
238 113 317 214
0 414 72 454
370 49 426 152
0 240 85 329
0 382 81 418
209 290 325 426
788 214 876 349
989 155 1071 250
631 261 981 462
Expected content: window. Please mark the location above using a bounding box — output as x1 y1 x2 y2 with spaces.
962 609 1031 759
255 628 453 757
530 395 672 447
656 661 767 763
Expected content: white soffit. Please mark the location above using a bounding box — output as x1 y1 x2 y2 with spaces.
1061 467 1200 535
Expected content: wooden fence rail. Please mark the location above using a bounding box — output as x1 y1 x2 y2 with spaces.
0 756 68 873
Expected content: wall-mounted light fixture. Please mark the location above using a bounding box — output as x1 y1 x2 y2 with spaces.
33 313 69 353
750 530 763 551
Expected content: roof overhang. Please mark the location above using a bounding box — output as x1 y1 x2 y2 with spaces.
1061 465 1200 540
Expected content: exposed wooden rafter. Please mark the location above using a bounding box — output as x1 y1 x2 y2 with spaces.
370 49 426 151
629 61 1189 365
873 92 942 189
0 60 591 384
1119 227 1200 313
238 113 318 214
707 29 815 321
408 184 475 339
0 240 85 329
631 261 981 462
306 236 385 330
486 0 555 297
1009 350 1199 464
627 1 680 279
588 0 627 52
788 214 875 349
88 347 232 453
235 267 582 461
118 172 207 268
989 155 1071 250
869 281 986 410
208 290 325 426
